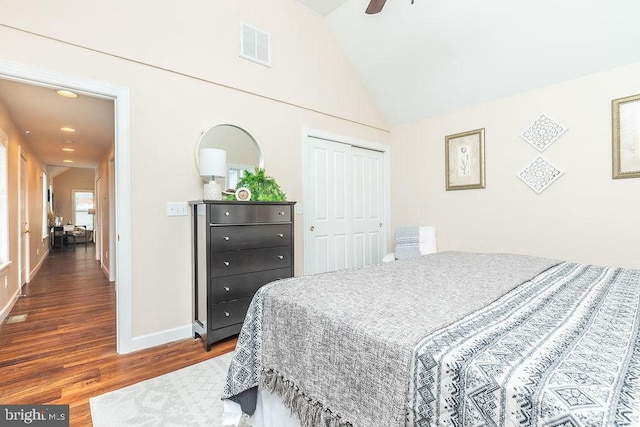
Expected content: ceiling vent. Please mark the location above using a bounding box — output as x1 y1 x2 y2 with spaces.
240 23 271 67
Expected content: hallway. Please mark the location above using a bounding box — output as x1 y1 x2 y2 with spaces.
0 245 235 425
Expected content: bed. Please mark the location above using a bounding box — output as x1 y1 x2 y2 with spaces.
222 251 640 426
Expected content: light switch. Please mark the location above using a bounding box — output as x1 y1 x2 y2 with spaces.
167 202 188 216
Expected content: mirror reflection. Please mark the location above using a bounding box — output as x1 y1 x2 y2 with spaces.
196 124 263 189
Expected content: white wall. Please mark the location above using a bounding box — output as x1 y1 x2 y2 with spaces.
390 62 640 269
51 168 95 225
0 0 390 343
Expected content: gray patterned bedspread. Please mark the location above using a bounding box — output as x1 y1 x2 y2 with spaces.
222 252 640 426
410 261 640 426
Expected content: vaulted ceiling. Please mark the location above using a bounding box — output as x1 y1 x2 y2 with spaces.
2 0 640 169
299 0 640 124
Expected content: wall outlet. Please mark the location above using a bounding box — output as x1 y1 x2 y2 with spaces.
4 276 7 289
167 202 188 216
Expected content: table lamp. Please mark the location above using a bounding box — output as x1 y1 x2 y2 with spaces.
199 148 227 200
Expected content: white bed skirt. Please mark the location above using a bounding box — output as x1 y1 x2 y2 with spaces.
222 389 301 427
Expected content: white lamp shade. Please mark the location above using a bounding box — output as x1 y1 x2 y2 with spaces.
199 148 227 178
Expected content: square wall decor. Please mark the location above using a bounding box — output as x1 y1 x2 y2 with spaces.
518 156 564 194
520 114 568 152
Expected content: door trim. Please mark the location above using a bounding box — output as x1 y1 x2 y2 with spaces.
18 150 29 286
301 128 390 275
0 58 134 354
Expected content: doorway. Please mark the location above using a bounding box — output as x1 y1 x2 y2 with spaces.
0 58 133 353
303 129 390 275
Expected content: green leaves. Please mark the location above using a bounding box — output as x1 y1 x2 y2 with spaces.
229 168 287 201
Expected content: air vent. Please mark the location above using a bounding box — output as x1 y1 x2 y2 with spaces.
240 23 271 67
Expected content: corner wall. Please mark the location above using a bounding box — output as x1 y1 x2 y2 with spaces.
390 62 640 269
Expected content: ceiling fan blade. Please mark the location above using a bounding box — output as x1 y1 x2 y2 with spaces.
365 0 386 14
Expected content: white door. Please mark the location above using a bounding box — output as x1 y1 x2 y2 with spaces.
95 176 102 261
352 147 384 268
305 137 352 274
304 135 386 275
19 153 29 287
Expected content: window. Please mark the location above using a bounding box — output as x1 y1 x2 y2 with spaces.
73 190 94 230
0 131 8 267
227 163 253 189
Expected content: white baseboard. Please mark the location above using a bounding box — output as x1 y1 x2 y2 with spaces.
0 287 22 325
124 324 194 353
101 264 110 280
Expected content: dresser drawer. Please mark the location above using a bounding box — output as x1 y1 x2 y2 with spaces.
210 246 292 278
256 205 291 222
210 267 292 301
208 204 255 224
209 297 252 331
210 224 292 251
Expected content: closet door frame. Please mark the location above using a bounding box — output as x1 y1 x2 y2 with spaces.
302 128 390 275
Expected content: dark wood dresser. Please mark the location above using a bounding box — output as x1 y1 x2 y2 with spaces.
190 200 295 351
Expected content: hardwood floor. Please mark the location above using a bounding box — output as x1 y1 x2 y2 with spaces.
0 244 237 426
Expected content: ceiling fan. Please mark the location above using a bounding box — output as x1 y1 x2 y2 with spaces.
366 0 414 14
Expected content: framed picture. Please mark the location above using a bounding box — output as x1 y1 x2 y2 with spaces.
445 128 486 190
612 93 640 179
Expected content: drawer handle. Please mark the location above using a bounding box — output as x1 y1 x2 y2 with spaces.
224 311 230 317
277 233 284 238
224 261 230 266
277 255 284 260
278 211 285 215
223 236 230 241
225 212 230 216
224 286 230 292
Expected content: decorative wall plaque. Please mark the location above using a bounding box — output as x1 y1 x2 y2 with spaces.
520 114 568 152
517 156 564 194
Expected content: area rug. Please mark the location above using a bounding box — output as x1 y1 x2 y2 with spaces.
90 352 247 426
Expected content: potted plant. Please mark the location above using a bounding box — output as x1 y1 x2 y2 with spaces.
227 168 287 201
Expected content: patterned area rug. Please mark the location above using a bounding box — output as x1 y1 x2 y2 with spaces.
90 352 248 426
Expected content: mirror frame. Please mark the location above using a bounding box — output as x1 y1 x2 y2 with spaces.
195 124 264 183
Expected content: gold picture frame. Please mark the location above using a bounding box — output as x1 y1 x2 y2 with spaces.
445 128 486 190
612 93 640 179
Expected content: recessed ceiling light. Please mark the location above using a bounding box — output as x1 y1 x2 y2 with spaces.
60 127 76 133
63 160 74 163
25 130 31 134
62 148 74 152
56 90 78 98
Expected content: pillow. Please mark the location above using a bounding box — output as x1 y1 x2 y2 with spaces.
395 226 420 260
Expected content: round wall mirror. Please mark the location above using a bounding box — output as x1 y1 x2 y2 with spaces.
195 124 263 189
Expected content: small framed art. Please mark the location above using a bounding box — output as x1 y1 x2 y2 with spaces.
445 128 486 191
612 93 640 179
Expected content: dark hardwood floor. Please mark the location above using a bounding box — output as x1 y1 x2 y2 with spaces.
0 244 237 426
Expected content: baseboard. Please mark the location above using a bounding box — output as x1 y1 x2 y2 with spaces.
101 264 110 280
0 287 21 325
28 250 47 283
125 324 193 353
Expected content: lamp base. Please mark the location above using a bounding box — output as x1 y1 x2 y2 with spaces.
203 180 223 201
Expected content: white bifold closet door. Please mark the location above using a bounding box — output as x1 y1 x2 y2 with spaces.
305 136 384 275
